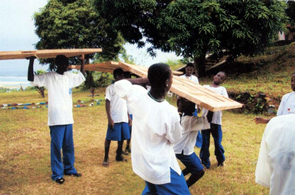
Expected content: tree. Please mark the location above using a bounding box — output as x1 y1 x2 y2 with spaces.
34 0 124 87
94 0 288 76
286 1 295 27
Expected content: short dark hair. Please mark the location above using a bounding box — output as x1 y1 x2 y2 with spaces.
186 63 194 68
148 63 171 97
55 55 69 66
219 71 227 80
113 68 124 78
124 71 131 78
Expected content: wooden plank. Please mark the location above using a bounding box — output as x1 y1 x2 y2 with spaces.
70 65 115 73
0 48 102 60
118 62 243 112
70 61 182 76
72 61 242 111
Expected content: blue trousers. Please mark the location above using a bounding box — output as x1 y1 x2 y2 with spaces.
50 124 77 180
193 110 203 148
142 168 190 195
200 123 225 168
195 131 203 148
176 152 203 175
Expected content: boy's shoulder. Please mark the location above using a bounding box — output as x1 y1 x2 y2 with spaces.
282 91 295 99
35 71 55 78
106 83 114 88
204 85 226 89
106 83 115 93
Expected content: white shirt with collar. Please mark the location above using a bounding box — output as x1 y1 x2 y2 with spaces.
255 114 295 195
114 80 182 185
277 91 295 116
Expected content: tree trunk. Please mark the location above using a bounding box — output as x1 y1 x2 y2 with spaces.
194 54 206 78
83 57 95 89
85 70 95 88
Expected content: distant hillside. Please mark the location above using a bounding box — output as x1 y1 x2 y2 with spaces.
199 42 295 114
201 42 295 96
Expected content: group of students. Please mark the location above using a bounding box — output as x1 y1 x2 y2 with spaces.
102 63 229 194
28 55 295 194
28 55 228 193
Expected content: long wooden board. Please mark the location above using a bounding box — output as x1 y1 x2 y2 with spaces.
118 62 243 112
70 61 183 75
0 48 102 60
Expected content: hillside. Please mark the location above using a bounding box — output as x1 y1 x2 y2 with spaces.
200 42 295 114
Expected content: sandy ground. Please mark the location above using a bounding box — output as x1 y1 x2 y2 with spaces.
0 81 30 89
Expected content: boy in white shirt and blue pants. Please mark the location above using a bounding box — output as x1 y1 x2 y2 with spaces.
200 71 228 169
115 63 190 194
28 55 85 184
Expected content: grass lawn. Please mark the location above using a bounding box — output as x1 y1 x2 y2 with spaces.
0 88 270 195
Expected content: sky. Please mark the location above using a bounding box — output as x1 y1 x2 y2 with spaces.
0 0 180 76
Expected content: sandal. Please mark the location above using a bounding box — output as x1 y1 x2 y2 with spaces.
116 156 127 162
55 177 65 184
125 148 131 153
103 159 109 166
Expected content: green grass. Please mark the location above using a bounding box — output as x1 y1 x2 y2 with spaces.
4 42 295 194
0 88 269 195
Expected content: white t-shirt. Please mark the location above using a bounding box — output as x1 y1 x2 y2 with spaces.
255 114 295 195
202 85 228 125
277 92 295 116
174 116 210 155
32 71 85 126
114 80 182 185
180 74 199 84
105 84 128 123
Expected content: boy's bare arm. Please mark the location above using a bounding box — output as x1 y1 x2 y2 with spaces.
27 56 36 81
128 112 132 126
255 117 271 124
125 78 149 87
105 99 114 128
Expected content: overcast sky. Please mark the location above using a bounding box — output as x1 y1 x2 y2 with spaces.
0 0 180 76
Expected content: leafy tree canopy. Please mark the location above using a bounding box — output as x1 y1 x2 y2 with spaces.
34 0 124 70
286 1 295 27
94 0 288 76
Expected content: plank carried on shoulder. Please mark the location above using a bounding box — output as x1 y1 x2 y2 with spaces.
70 61 183 75
0 48 102 60
118 62 243 112
70 61 242 111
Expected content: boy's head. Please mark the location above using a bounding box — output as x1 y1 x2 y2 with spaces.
184 63 195 77
213 71 226 85
148 63 172 96
124 71 131 79
291 73 295 91
55 55 69 73
113 68 124 81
